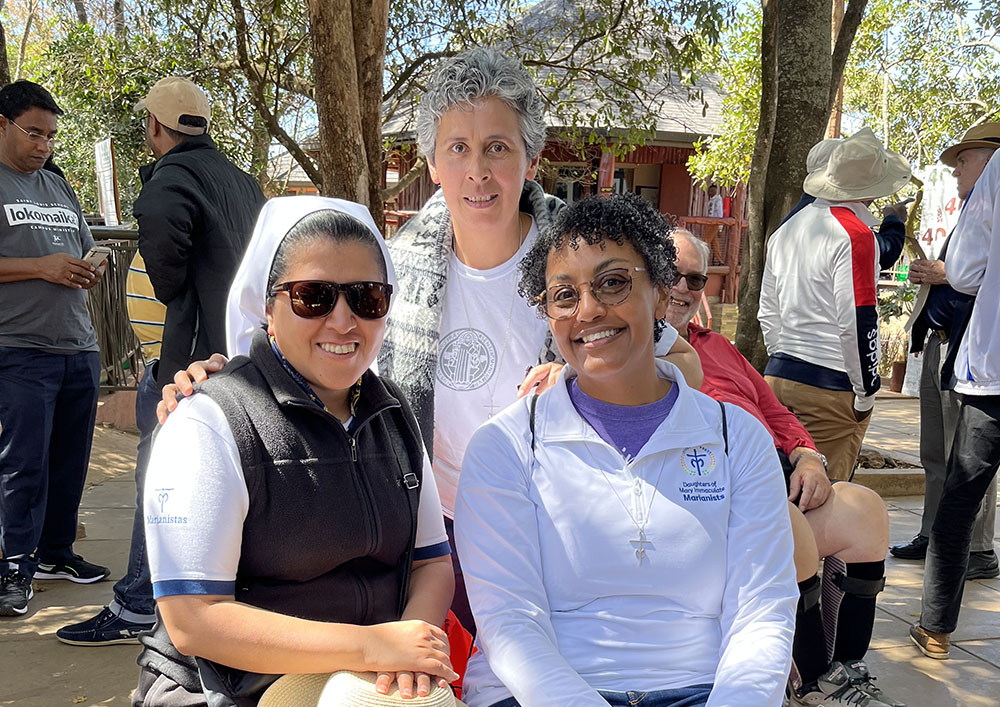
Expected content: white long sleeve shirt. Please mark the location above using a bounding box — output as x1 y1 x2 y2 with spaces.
455 361 797 707
759 199 881 411
947 150 1000 396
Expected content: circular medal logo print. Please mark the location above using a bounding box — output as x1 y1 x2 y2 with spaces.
436 328 497 391
681 446 717 477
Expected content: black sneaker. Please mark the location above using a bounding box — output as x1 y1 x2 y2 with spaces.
0 569 34 617
56 606 154 646
34 554 110 584
966 550 1000 580
889 534 927 560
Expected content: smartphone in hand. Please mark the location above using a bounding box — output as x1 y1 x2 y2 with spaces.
83 246 111 268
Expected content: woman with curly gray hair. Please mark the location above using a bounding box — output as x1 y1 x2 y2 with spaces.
377 47 701 634
161 48 702 640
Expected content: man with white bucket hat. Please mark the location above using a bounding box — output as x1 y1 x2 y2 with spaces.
760 127 911 482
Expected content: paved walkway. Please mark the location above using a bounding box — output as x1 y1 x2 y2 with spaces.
2 395 999 706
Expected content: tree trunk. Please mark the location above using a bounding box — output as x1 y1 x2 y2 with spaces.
71 0 87 24
826 0 845 137
735 0 778 370
15 1 36 81
308 0 389 228
735 0 869 372
113 0 126 40
0 18 11 86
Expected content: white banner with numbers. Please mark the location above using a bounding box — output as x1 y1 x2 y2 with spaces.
916 163 960 259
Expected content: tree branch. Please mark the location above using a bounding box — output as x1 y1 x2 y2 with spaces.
829 0 869 114
383 50 455 103
229 0 322 189
382 154 426 200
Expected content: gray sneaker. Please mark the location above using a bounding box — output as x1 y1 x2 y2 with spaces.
842 660 904 707
790 661 898 706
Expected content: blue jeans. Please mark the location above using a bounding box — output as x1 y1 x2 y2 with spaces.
109 363 161 620
0 346 100 579
490 684 713 707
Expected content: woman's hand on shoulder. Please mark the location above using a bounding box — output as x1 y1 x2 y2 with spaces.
364 620 458 694
155 353 229 424
517 362 563 398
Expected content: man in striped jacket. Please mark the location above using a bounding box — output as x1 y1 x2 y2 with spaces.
760 127 911 481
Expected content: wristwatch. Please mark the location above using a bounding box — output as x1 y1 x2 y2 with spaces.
796 450 828 471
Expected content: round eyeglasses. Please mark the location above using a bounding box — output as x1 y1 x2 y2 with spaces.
536 267 646 321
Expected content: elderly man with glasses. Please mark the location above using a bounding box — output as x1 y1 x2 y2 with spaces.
666 229 901 707
0 80 109 618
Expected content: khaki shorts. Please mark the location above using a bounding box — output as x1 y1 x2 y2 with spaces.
765 376 871 481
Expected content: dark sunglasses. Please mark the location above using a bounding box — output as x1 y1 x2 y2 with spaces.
536 267 645 321
671 272 709 291
269 280 392 320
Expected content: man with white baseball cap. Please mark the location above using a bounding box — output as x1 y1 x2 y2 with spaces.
57 76 266 646
760 127 911 481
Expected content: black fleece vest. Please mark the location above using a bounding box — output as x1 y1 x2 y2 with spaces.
137 330 425 694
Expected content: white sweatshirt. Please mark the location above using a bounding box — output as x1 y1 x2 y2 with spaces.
760 200 882 412
948 150 1000 396
455 361 797 707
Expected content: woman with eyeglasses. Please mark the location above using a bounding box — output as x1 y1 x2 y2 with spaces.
133 197 458 706
454 193 797 707
160 47 702 639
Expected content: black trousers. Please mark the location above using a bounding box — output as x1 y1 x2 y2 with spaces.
920 394 1000 633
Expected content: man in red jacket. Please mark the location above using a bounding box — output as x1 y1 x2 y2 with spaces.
667 229 901 707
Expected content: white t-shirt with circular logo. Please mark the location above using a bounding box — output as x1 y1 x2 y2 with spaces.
432 220 548 517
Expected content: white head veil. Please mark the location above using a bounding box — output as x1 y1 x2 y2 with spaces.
224 196 397 357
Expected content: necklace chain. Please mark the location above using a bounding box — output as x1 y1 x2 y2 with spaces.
585 442 664 566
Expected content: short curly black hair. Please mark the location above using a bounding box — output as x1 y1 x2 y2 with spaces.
518 192 677 333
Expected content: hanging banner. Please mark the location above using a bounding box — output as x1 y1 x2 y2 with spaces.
916 163 960 260
95 138 121 227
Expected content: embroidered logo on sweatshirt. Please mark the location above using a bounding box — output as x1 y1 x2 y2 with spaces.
681 446 716 477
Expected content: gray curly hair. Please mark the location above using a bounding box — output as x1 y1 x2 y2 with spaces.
415 47 546 161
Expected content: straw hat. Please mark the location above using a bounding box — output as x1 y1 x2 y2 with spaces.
803 127 911 201
259 671 469 707
939 122 1000 167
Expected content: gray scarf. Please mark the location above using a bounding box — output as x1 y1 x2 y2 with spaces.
378 180 564 456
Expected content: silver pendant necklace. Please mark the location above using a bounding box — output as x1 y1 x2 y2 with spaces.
587 443 665 566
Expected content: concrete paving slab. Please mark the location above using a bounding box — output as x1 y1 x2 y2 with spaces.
863 644 999 707
886 556 927 588
887 496 928 511
78 481 141 510
870 607 919 650
0 639 137 706
878 582 1000 642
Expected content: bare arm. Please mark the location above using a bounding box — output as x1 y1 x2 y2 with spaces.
0 254 97 287
157 594 457 681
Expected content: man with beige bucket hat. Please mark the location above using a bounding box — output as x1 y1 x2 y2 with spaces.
760 126 912 481
891 122 1000 580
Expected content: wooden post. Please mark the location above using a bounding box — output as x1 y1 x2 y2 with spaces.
724 184 748 303
597 148 615 197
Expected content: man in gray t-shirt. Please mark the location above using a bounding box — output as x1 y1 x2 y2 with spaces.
0 81 111 619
